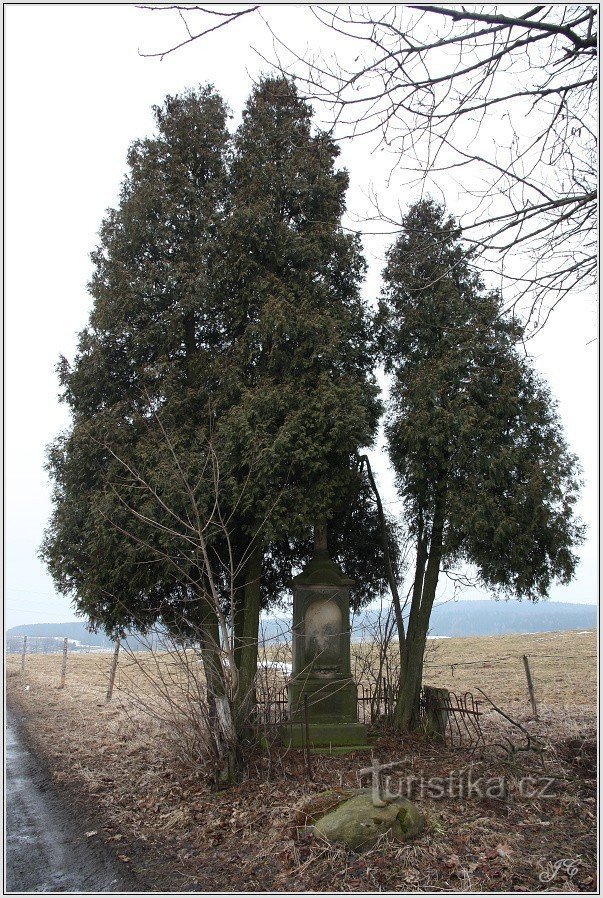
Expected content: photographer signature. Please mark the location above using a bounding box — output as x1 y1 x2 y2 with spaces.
539 857 581 883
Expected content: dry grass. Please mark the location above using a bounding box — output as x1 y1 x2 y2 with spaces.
6 628 597 893
423 629 597 708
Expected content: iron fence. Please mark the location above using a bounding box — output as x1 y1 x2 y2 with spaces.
256 681 484 750
420 688 484 749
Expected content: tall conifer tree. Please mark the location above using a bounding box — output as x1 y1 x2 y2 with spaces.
376 200 584 731
212 77 382 697
42 80 385 719
42 86 231 635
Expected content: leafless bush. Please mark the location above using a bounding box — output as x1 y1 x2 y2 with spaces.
115 629 216 770
351 604 399 724
89 396 289 784
113 618 296 781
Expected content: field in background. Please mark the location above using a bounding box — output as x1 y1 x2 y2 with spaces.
6 628 597 892
421 629 597 707
7 627 596 715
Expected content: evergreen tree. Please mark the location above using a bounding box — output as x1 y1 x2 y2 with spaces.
42 86 232 635
209 77 382 700
41 80 385 725
220 77 380 539
376 199 584 731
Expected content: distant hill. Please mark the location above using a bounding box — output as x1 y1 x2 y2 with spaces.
262 600 597 642
6 621 113 646
424 599 597 637
6 600 597 648
5 621 151 651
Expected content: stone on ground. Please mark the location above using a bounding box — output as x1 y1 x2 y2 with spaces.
308 789 424 851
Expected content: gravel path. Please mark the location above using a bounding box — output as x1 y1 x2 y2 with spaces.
5 708 143 893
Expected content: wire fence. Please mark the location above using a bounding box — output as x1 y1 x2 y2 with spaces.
424 652 597 678
9 632 595 736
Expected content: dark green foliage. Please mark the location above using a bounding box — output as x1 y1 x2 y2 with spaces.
375 199 584 729
216 78 381 542
41 79 384 637
63 87 230 417
42 86 232 634
260 471 403 613
378 199 583 601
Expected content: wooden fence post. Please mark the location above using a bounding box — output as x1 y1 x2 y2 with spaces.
58 637 69 688
522 654 538 719
105 638 121 703
21 635 27 671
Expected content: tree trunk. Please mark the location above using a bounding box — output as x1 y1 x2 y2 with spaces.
395 633 427 731
233 585 246 674
235 543 262 732
184 310 197 357
359 454 407 651
198 597 221 725
197 593 238 786
394 491 446 732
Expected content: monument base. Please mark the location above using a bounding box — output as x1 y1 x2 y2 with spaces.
283 676 369 751
287 676 358 723
280 721 370 751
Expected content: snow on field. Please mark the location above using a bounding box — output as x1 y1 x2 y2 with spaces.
257 661 292 674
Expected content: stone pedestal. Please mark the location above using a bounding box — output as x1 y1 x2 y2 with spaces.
282 550 369 750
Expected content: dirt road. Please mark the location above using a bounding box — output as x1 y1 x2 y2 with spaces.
5 708 143 893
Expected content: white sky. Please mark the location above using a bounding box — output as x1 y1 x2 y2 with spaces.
4 5 598 630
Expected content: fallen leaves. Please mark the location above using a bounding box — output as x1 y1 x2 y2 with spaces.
7 650 597 894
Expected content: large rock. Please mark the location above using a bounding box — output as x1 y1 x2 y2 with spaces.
309 789 424 851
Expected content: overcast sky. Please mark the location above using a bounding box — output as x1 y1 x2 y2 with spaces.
5 5 598 630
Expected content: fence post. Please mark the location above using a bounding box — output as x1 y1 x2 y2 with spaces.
58 637 68 688
105 638 121 703
387 680 395 723
423 685 450 740
522 654 538 719
21 636 27 672
303 693 313 781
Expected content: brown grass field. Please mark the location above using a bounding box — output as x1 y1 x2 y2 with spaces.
7 628 597 893
419 629 597 707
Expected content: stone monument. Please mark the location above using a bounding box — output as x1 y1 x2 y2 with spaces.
282 526 369 750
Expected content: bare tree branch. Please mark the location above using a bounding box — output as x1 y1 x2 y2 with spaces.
139 4 597 328
137 4 260 60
